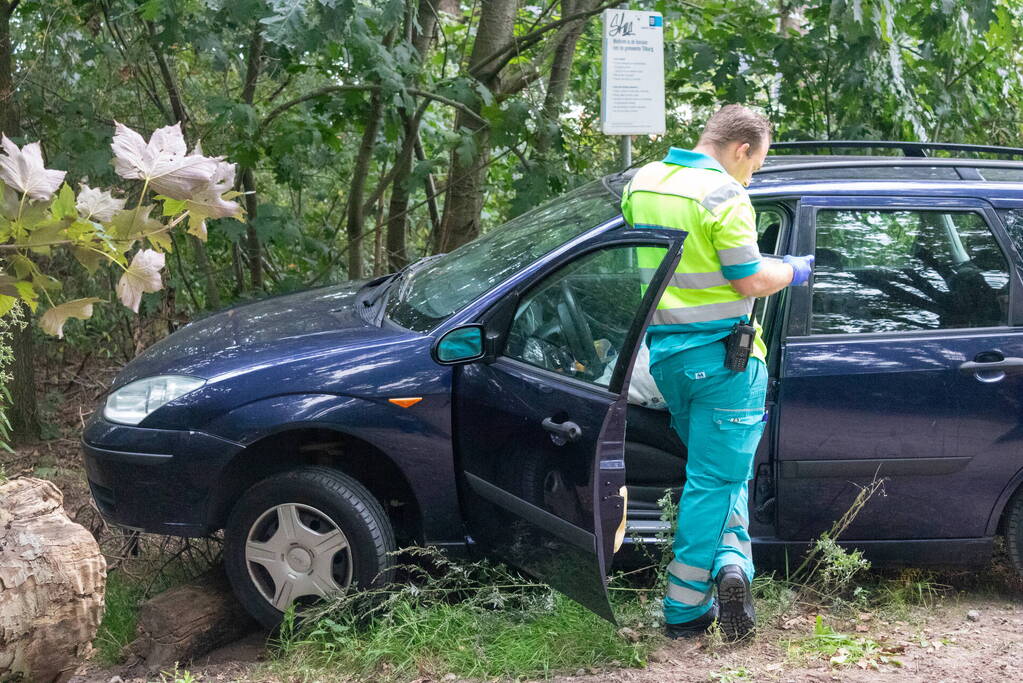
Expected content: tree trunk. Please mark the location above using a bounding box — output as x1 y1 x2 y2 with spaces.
344 89 386 281
436 0 459 14
416 133 442 242
240 23 264 290
0 478 106 683
436 0 517 252
193 236 220 309
144 20 221 310
385 0 439 271
0 3 16 137
535 0 595 155
1 1 38 443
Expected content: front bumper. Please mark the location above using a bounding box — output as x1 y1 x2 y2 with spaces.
81 417 243 536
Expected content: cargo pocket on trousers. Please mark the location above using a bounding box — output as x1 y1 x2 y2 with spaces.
710 408 766 482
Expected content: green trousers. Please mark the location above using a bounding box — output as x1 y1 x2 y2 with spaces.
649 340 768 624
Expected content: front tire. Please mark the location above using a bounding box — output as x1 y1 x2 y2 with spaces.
224 467 396 629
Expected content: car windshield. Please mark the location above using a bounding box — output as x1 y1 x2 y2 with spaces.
386 180 622 332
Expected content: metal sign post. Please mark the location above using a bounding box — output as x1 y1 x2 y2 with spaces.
600 9 665 171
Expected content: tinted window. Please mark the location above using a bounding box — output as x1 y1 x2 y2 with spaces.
505 245 667 386
387 182 621 332
978 168 1023 182
755 165 961 186
1003 209 1023 257
812 210 1009 334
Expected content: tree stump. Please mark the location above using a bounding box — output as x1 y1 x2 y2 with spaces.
123 568 260 674
0 477 107 683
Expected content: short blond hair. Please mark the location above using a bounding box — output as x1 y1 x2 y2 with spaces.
698 105 772 153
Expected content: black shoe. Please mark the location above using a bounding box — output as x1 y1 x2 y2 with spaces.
716 565 755 641
664 603 718 639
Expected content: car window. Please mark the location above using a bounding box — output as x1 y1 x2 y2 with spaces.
812 209 1010 334
978 168 1023 182
504 245 668 387
1002 209 1023 258
755 206 784 254
386 181 621 332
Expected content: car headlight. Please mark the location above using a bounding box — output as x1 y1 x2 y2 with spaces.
103 375 206 426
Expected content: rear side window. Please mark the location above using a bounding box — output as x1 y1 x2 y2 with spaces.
812 210 1010 334
1002 209 1023 258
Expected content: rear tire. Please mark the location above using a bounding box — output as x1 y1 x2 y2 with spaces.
1004 488 1023 577
224 466 395 629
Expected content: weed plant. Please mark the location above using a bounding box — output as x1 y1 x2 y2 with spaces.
786 615 904 670
269 547 653 681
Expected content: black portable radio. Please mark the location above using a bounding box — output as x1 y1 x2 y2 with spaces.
724 321 756 372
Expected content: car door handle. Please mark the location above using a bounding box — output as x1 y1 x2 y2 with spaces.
959 357 1023 383
542 418 582 444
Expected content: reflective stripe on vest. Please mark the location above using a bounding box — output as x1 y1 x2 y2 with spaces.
651 299 753 325
625 162 757 327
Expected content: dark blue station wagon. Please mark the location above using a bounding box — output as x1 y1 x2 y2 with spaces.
83 142 1023 627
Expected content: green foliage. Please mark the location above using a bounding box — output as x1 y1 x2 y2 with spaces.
0 304 20 452
270 547 650 681
710 667 754 682
0 123 241 335
787 615 904 670
156 663 198 683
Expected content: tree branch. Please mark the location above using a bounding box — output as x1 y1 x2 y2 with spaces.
259 84 487 130
469 0 618 81
144 20 188 129
946 47 994 89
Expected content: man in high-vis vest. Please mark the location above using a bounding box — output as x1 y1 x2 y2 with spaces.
621 105 814 641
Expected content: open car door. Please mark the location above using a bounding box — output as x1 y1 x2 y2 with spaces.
450 227 684 621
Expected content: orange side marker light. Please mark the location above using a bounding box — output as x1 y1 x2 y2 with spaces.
389 397 423 408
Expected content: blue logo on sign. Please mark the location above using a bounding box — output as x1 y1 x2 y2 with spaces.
650 16 662 27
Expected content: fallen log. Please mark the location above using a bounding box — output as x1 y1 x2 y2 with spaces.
122 567 260 673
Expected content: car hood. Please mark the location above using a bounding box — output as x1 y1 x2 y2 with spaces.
113 281 406 386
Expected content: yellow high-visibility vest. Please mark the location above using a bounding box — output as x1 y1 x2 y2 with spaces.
622 150 766 362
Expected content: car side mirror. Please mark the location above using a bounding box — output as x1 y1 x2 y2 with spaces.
433 325 485 365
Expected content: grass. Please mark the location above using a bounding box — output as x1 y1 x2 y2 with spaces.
94 570 146 664
268 548 656 682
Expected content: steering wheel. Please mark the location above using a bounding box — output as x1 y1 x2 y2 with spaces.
556 280 601 375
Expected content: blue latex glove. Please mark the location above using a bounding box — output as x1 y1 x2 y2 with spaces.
784 254 815 286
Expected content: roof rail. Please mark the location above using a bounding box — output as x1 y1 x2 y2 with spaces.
771 140 1023 159
755 157 1023 176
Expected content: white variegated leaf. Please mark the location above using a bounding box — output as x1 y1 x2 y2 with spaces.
76 184 126 222
110 122 220 200
116 249 165 313
40 297 103 338
0 135 67 201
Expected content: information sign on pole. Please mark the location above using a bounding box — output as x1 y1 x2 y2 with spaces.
600 9 665 136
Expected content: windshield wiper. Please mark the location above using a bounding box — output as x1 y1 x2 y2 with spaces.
360 254 444 319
